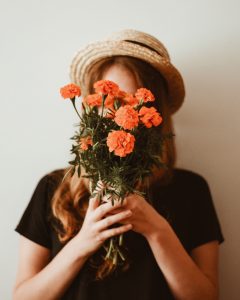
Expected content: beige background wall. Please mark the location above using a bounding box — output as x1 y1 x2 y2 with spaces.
0 0 239 299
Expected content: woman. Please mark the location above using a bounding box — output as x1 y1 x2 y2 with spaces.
13 29 225 300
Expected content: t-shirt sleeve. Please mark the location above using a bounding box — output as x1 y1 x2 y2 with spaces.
187 175 225 251
14 174 52 249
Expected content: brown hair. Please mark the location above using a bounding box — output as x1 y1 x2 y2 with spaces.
49 55 177 281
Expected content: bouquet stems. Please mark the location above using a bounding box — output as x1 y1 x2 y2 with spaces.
90 179 127 265
104 234 126 264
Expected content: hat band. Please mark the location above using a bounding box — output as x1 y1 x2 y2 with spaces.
124 40 166 59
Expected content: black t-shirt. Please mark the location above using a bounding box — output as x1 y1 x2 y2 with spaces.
14 168 225 299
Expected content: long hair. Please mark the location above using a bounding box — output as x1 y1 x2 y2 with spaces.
49 55 177 281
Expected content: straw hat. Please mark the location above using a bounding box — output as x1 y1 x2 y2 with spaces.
69 29 185 114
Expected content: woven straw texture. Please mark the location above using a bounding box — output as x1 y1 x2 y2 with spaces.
69 29 185 114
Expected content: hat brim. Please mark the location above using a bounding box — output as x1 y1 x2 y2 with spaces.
69 40 185 114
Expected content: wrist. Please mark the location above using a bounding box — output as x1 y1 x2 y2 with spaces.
66 236 91 263
144 215 170 244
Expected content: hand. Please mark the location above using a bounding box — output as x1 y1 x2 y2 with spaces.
74 189 133 258
104 192 168 240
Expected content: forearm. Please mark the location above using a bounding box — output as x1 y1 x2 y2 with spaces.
145 219 217 300
13 237 90 300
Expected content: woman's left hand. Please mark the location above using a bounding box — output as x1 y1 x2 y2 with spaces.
103 192 168 239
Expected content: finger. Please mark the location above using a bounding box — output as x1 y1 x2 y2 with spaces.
94 180 106 193
95 210 132 232
102 193 113 203
112 218 128 225
97 223 132 242
105 207 125 216
88 193 100 211
93 198 127 221
88 180 108 210
102 193 128 204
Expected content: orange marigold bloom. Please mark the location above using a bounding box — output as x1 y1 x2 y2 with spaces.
83 93 102 107
138 106 163 128
114 105 139 130
60 83 81 99
107 130 135 157
93 80 120 96
80 136 93 150
135 88 155 103
116 90 127 99
114 90 128 107
123 93 139 107
105 107 116 119
104 94 115 109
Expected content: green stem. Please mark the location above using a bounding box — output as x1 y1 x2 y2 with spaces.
93 94 107 134
119 233 123 246
61 166 74 183
117 247 125 261
100 94 107 118
104 238 113 260
113 250 118 265
70 97 82 119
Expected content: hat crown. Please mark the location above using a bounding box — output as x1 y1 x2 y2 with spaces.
69 28 185 114
105 29 170 61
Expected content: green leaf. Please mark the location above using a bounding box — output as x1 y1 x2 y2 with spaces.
77 165 81 177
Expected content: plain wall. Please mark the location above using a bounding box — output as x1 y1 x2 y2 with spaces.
1 0 239 299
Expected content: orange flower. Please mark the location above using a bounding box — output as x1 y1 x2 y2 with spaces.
104 94 115 109
114 105 139 130
93 80 120 96
80 136 93 150
114 90 129 107
105 107 116 119
138 106 163 128
107 130 135 157
135 88 155 103
116 90 127 99
122 93 139 107
60 83 81 99
83 93 102 107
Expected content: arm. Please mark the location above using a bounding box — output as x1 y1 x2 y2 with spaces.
13 194 132 300
145 217 219 300
116 192 220 300
13 235 89 300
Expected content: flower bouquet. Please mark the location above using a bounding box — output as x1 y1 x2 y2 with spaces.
60 80 173 266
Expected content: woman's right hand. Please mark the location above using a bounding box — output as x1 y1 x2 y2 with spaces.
74 189 133 258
